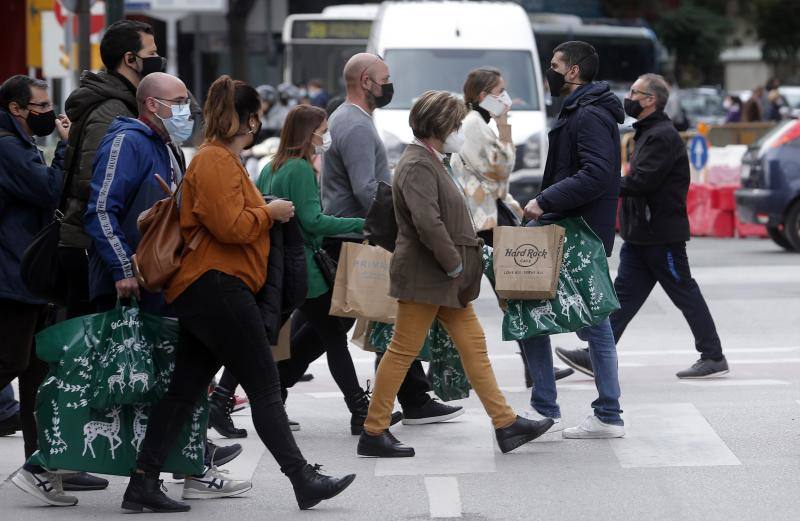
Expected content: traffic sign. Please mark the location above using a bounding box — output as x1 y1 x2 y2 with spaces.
689 135 709 171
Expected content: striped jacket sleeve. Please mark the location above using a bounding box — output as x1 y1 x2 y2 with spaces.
84 131 142 282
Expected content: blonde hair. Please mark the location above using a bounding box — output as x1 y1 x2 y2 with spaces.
409 90 469 142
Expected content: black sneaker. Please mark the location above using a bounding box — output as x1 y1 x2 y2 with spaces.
208 441 243 467
298 373 314 382
555 346 594 377
402 398 464 425
676 358 729 379
61 472 109 491
555 367 575 380
0 413 20 436
495 415 554 454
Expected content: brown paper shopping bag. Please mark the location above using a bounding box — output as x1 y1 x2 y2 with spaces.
271 319 292 362
493 225 565 300
330 242 398 323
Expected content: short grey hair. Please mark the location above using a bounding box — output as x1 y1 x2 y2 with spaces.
640 73 669 112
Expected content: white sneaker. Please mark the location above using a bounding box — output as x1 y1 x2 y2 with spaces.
182 465 253 500
11 468 78 506
563 414 625 439
520 409 564 433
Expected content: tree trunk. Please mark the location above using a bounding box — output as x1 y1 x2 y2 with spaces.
227 0 257 82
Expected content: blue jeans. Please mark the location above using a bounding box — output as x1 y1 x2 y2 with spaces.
0 384 19 421
520 317 623 425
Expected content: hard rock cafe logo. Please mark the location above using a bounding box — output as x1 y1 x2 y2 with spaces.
505 244 548 267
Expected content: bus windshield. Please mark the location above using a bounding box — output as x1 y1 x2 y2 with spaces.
382 49 540 111
289 43 366 97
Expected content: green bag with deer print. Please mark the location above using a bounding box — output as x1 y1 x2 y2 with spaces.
27 304 208 476
484 217 620 340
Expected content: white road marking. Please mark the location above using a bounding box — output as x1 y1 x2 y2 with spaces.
306 392 344 399
374 412 495 476
425 476 462 518
678 379 790 387
609 403 740 468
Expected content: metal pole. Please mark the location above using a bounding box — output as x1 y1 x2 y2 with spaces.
76 0 91 82
106 0 125 25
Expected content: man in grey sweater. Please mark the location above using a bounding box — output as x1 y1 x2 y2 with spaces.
320 53 464 425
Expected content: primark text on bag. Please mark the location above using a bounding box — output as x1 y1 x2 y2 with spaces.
329 241 398 323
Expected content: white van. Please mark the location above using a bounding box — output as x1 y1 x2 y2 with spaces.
367 1 547 203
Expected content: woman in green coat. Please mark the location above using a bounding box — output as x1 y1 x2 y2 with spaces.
256 105 378 435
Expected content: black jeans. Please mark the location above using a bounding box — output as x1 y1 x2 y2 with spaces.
58 247 94 319
0 299 49 458
136 271 306 476
278 290 362 398
611 242 724 360
323 237 431 410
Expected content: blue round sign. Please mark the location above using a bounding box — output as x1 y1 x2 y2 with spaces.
688 136 709 170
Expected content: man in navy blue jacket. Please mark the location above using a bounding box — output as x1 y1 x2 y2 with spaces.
519 41 627 439
0 74 82 505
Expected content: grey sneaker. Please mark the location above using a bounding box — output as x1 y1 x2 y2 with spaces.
11 468 79 507
182 465 252 500
676 358 729 379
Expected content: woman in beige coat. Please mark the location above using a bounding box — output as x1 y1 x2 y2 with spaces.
356 91 553 458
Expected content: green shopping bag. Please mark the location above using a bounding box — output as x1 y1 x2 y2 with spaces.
428 322 471 401
88 303 156 409
368 320 470 401
484 217 620 340
28 308 208 477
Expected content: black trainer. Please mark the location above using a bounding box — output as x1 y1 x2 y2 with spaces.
402 398 464 425
495 415 555 454
676 358 729 379
357 430 415 458
209 440 242 467
61 472 109 491
0 413 20 436
555 346 594 377
121 473 190 513
289 464 356 510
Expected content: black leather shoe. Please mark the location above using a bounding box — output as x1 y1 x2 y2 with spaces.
0 413 21 436
555 367 575 380
62 472 109 491
345 384 403 435
555 346 594 377
209 440 242 467
357 430 415 458
209 392 247 438
495 415 554 454
121 473 190 513
402 398 464 425
289 464 356 510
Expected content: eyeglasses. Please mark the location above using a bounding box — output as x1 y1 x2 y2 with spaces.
27 101 54 111
629 88 654 98
154 97 190 110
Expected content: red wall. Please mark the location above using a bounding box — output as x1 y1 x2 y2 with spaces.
1 0 28 81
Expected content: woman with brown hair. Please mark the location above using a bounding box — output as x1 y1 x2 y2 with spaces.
356 90 554 458
121 76 355 513
256 105 397 435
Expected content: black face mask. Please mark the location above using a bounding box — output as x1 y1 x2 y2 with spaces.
27 109 56 137
367 80 394 109
136 55 167 78
546 68 567 97
624 98 644 119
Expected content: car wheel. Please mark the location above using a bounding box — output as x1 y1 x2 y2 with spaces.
767 225 795 251
784 201 800 252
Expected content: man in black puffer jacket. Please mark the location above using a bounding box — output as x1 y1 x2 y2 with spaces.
557 74 728 380
520 41 626 440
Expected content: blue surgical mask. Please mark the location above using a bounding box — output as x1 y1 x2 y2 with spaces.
154 99 194 144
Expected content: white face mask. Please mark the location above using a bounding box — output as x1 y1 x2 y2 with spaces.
314 130 331 154
479 90 513 118
442 127 465 154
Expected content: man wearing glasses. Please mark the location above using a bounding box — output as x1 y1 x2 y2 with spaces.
556 74 729 380
85 72 192 313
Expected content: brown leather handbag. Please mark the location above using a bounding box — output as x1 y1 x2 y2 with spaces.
132 175 203 292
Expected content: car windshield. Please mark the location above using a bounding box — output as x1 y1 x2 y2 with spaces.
382 48 540 110
781 90 800 109
681 90 726 117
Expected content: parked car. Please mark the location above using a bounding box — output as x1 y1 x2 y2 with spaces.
680 87 728 129
778 86 800 119
735 119 800 251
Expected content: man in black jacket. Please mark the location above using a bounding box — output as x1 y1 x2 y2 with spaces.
556 74 728 379
520 41 626 439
